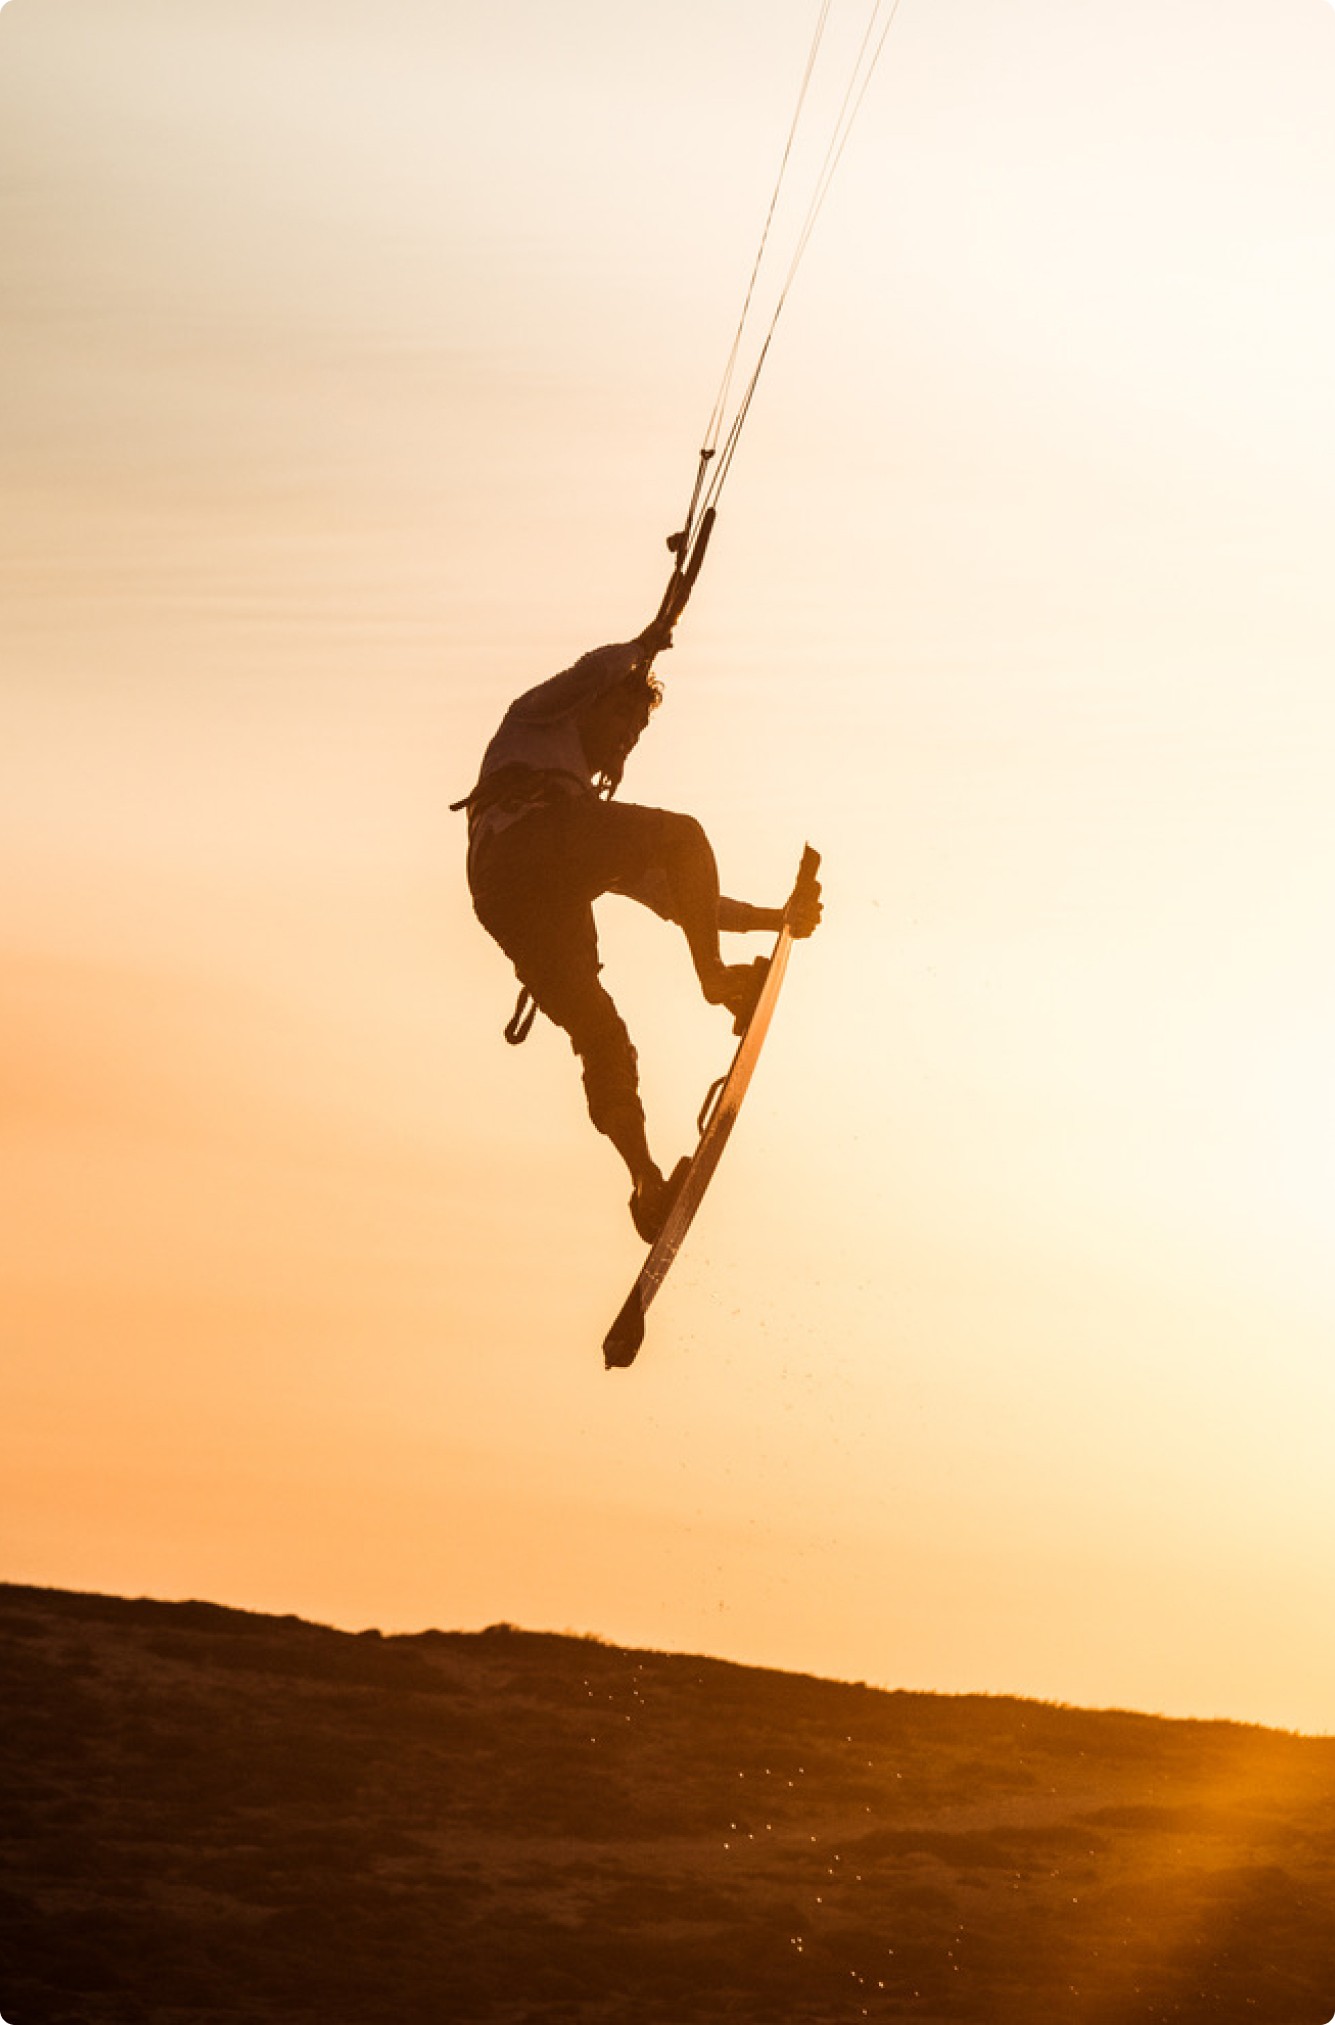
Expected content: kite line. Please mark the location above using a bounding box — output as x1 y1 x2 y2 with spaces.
653 0 909 638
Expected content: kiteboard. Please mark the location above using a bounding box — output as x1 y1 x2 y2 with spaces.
602 844 821 1370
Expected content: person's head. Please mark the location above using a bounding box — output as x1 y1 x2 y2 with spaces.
580 668 663 791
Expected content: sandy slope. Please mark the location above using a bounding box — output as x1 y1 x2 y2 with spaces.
2 1583 1334 2023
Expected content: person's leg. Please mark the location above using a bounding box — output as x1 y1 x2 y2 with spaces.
656 814 729 997
593 803 768 1022
564 980 660 1196
653 815 771 1027
470 810 664 1202
531 963 686 1238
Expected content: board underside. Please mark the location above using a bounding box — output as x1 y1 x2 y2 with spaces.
602 844 817 1369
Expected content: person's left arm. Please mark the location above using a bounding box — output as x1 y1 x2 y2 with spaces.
717 898 781 934
718 880 822 938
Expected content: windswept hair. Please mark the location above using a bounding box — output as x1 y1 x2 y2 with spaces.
595 667 664 799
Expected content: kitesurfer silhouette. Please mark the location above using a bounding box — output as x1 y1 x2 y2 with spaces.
457 619 821 1241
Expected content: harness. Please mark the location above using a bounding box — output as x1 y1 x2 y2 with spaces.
451 766 578 1046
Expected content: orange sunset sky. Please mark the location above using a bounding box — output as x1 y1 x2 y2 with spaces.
4 0 1335 1734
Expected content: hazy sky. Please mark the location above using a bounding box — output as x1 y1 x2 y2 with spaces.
4 0 1335 1733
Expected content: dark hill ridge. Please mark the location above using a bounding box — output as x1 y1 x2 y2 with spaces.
2 1584 1334 2023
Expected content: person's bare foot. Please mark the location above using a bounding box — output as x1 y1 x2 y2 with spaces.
703 957 769 1034
628 1158 690 1243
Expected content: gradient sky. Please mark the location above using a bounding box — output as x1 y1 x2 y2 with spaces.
4 0 1335 1733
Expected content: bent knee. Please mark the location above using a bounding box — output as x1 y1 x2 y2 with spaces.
566 985 633 1066
656 810 710 867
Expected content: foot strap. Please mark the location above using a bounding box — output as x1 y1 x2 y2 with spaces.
697 1073 727 1136
504 987 538 1045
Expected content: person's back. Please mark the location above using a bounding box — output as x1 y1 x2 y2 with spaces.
475 639 649 791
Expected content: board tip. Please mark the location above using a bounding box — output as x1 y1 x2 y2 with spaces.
603 1297 646 1369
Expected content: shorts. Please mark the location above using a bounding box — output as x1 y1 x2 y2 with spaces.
468 793 681 1017
468 795 700 1130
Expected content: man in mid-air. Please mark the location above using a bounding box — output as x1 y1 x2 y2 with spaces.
458 622 821 1241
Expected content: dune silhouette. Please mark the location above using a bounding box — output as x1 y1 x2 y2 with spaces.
2 1582 1334 2022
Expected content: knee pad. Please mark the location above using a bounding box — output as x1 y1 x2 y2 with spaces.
571 993 641 1136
